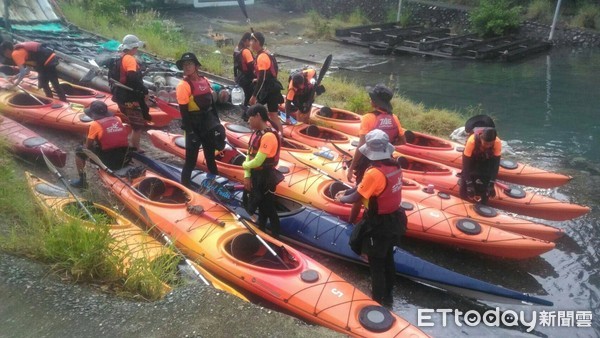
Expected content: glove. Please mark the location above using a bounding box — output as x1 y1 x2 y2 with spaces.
315 84 325 95
486 180 496 198
466 180 475 199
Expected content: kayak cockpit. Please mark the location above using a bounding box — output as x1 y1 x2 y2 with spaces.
227 233 299 270
137 177 190 204
301 125 348 141
59 83 99 98
8 93 54 107
316 107 360 122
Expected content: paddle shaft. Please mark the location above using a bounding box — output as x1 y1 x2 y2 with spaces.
0 71 46 105
237 0 254 32
40 150 97 222
139 206 210 286
202 179 290 269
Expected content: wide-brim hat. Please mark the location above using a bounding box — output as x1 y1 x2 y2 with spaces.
367 84 394 113
176 52 201 70
118 34 144 51
84 100 112 120
358 129 395 161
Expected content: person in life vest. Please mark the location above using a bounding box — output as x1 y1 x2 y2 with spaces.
176 52 225 188
347 84 406 183
242 104 283 238
335 129 406 307
0 41 67 102
70 101 131 188
284 68 325 124
248 32 284 134
460 127 502 205
233 32 255 107
112 34 151 152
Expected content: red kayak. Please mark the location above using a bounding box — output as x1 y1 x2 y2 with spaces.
18 73 174 127
97 169 427 337
0 116 67 167
148 130 555 259
238 123 588 222
306 107 572 189
224 123 565 241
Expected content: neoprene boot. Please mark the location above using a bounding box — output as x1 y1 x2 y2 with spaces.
70 172 88 189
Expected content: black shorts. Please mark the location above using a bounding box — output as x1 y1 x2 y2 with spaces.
258 91 284 113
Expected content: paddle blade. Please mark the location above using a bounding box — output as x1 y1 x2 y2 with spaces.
237 0 249 20
316 54 332 87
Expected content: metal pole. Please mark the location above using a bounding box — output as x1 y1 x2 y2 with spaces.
396 0 403 23
549 0 563 41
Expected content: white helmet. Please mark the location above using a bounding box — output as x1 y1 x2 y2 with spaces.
119 34 144 51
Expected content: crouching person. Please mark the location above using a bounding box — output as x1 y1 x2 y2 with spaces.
70 101 131 188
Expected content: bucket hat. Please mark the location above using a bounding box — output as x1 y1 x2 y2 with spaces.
367 83 394 113
358 129 395 161
84 100 112 120
176 52 202 70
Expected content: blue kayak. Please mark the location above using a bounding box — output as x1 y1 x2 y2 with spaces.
132 152 553 306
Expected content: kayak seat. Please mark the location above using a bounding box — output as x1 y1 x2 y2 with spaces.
304 125 320 137
319 106 333 118
229 233 287 269
138 177 166 201
230 154 246 166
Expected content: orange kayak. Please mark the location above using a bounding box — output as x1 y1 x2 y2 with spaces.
306 107 572 189
0 116 67 167
277 123 587 222
18 73 173 128
0 90 91 135
235 123 587 223
148 130 555 259
97 169 427 337
224 123 565 241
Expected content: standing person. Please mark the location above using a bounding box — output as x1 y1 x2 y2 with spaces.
460 127 501 205
111 34 151 152
233 32 255 107
248 32 284 133
176 52 224 188
70 101 130 188
335 129 406 306
284 68 325 125
242 104 283 238
0 41 67 102
347 84 406 183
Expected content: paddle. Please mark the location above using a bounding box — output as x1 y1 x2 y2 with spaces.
139 206 210 286
307 54 332 107
198 178 291 269
237 0 254 33
82 149 225 226
40 149 97 223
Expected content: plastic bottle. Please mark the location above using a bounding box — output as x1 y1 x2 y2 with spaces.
231 86 244 106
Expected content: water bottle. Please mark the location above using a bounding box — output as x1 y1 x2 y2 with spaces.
231 86 244 106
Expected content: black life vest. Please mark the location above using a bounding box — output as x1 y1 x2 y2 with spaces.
95 116 129 151
184 76 214 113
14 42 55 67
233 47 254 78
248 128 280 170
372 109 400 143
472 127 497 160
367 161 403 215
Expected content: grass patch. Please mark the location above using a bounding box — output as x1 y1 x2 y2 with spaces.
0 145 177 300
525 0 554 24
318 77 463 137
570 4 600 30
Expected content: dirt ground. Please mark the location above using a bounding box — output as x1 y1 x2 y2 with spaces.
0 3 356 337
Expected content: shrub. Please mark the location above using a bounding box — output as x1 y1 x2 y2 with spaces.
470 0 522 37
526 0 554 24
571 4 600 30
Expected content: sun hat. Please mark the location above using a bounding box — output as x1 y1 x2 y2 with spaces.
84 100 112 120
358 129 395 161
176 52 202 70
118 34 144 51
366 83 394 113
